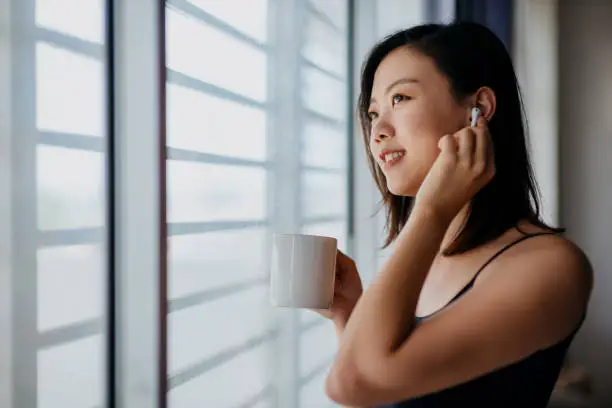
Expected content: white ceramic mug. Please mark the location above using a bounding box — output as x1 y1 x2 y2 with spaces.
269 233 337 309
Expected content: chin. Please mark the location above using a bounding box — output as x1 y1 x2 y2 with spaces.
386 178 419 197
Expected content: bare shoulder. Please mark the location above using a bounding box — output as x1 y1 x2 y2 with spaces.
502 228 592 285
479 226 593 326
478 222 592 280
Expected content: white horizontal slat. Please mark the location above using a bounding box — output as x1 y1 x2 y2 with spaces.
302 14 346 77
166 83 267 160
300 309 325 327
37 146 104 231
168 227 267 299
36 0 104 44
168 284 273 375
299 367 334 408
301 172 348 218
38 131 105 152
167 161 267 223
301 221 348 252
168 342 273 408
37 244 103 331
248 398 274 408
301 119 347 170
173 0 269 43
37 335 103 408
299 320 337 378
301 65 346 122
35 43 104 136
166 8 267 102
308 0 347 31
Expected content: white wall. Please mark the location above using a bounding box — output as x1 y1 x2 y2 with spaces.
558 2 612 406
375 0 426 38
513 0 561 227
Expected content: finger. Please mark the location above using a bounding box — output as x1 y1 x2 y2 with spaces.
438 134 457 154
456 128 475 166
336 250 351 268
336 250 355 275
475 115 488 129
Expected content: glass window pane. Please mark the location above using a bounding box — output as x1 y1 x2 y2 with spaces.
38 336 104 408
37 146 104 230
166 9 267 102
38 245 103 331
299 322 337 378
166 1 351 407
302 15 346 77
169 285 271 375
169 228 267 299
309 0 347 30
167 161 267 223
301 120 347 169
249 400 274 408
27 5 108 408
300 310 325 328
301 172 347 218
186 0 269 42
168 342 273 408
299 369 334 407
301 66 346 121
36 0 104 43
167 84 267 160
36 43 104 136
301 221 347 252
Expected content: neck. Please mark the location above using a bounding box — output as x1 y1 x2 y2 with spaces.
439 203 471 255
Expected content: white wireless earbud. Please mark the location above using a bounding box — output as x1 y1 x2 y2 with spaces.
471 106 482 127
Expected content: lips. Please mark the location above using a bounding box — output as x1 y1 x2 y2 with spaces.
378 149 406 168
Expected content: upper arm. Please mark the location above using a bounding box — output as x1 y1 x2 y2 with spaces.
329 238 592 406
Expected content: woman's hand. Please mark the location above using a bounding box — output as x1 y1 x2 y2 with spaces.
414 117 495 222
314 250 363 327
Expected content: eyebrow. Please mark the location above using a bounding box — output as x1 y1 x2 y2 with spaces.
370 77 419 104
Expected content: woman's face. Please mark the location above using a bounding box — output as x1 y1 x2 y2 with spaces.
368 46 470 196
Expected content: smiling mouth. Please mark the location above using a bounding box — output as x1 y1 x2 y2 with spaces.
380 150 406 168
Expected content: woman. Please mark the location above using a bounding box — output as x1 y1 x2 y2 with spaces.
321 22 593 407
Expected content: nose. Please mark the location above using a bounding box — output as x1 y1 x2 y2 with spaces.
371 116 395 143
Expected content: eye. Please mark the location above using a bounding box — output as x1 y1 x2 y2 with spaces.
392 93 410 106
367 111 378 121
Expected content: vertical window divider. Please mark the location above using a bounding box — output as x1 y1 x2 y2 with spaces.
268 0 304 406
111 1 167 407
0 0 13 404
9 0 38 406
350 0 381 286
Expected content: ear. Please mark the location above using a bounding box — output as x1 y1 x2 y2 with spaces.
471 86 496 121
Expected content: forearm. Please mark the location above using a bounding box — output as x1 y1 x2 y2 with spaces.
338 205 451 361
332 317 369 407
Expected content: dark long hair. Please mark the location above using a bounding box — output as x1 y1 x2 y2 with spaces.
358 22 563 255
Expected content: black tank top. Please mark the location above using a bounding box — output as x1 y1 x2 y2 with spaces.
378 232 584 408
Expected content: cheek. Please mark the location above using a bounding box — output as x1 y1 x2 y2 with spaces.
400 98 464 140
396 110 442 157
368 134 375 154
395 104 441 145
405 141 440 175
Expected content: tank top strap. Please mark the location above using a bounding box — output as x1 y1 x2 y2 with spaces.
416 231 561 322
457 231 560 296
